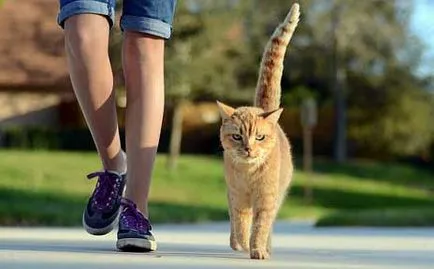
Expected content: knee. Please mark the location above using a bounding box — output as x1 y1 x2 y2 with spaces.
64 15 109 56
123 31 164 62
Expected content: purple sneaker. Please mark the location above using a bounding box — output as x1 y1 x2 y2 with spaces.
116 198 157 252
82 170 126 235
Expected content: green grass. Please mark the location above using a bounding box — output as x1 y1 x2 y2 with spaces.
315 208 434 227
0 150 433 226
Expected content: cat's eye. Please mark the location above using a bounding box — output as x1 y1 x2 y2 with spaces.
256 135 265 141
232 134 242 141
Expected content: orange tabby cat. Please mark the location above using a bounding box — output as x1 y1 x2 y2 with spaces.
216 3 300 260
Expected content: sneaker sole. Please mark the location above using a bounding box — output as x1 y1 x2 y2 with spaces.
82 211 120 236
116 238 157 252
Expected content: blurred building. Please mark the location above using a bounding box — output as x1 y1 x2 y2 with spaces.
0 0 78 128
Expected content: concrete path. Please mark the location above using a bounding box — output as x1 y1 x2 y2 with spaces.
1 221 433 269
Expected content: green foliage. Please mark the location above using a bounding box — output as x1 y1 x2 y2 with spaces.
373 91 433 156
3 128 59 149
165 2 248 103
106 0 434 160
249 0 433 159
349 66 434 156
282 86 318 107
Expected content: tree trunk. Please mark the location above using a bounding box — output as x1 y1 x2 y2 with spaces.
331 1 347 163
303 126 313 204
167 100 185 170
334 68 347 163
0 130 4 148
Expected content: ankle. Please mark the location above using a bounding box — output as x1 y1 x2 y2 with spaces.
104 151 127 174
124 197 149 218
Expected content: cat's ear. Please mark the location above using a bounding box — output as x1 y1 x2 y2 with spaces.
260 108 283 124
216 101 235 120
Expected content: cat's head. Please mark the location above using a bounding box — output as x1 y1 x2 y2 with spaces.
216 101 283 164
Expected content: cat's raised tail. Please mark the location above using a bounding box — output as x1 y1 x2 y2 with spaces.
254 3 300 112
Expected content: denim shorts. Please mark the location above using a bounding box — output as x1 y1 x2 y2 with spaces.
57 0 177 39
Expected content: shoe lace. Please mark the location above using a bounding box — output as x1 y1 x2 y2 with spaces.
87 171 122 212
120 198 151 233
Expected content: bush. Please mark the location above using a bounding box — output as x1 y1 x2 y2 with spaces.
2 128 59 149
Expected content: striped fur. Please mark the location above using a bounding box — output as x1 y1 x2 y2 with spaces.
254 3 300 111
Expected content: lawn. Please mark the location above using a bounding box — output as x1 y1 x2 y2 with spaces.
0 150 433 226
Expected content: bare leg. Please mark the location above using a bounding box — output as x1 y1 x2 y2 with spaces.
122 32 165 216
64 14 126 173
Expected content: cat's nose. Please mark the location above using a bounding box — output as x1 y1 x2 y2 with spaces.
244 147 251 153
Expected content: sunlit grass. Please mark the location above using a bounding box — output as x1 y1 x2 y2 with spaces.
0 150 432 226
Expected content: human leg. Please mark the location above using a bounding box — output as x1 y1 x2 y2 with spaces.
116 0 177 251
58 0 126 235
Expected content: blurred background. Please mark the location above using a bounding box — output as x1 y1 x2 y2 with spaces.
0 0 433 228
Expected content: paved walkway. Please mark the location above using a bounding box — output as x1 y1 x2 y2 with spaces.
1 221 433 268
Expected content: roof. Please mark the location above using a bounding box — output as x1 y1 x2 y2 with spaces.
0 0 70 89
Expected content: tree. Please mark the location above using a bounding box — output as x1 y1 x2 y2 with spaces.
165 42 191 170
265 0 432 161
164 2 248 169
309 0 416 162
106 1 249 169
349 65 434 158
108 0 434 162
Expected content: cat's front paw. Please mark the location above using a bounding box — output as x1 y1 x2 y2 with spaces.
230 240 243 251
230 234 248 252
250 248 270 260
